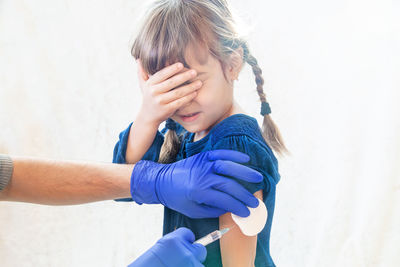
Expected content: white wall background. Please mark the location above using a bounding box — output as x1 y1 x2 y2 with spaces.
0 0 398 266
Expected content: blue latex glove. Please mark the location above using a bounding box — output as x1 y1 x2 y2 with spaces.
128 227 206 267
130 150 263 218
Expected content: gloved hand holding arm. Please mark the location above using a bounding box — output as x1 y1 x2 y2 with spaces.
130 149 263 218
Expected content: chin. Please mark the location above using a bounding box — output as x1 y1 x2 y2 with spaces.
176 122 203 133
180 124 200 133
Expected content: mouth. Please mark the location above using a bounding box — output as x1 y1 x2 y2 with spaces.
178 112 200 122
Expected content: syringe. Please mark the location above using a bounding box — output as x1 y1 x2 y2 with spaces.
194 228 230 247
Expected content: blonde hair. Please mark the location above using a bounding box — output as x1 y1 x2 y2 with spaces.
131 0 288 163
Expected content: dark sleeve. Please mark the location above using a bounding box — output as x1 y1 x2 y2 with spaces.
112 123 133 164
0 154 13 191
112 123 165 164
212 135 279 197
112 122 164 201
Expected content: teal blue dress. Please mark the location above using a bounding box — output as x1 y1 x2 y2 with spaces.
113 114 280 267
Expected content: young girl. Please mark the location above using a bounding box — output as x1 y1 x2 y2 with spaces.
113 0 287 266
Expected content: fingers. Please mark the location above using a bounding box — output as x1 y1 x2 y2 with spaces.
212 159 263 183
174 227 195 242
167 90 198 111
211 174 260 208
190 243 207 263
165 228 206 266
161 80 202 104
147 62 184 86
199 189 251 217
154 68 198 94
206 150 250 163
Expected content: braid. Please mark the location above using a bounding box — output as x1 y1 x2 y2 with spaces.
241 42 265 101
159 118 181 163
241 41 289 156
159 128 181 163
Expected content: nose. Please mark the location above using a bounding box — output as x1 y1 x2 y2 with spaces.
177 95 197 113
180 100 193 110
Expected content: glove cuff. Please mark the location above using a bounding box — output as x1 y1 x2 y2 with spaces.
131 160 164 205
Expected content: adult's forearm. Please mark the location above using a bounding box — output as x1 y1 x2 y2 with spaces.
0 156 133 205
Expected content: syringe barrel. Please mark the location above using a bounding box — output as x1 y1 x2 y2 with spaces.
194 230 222 246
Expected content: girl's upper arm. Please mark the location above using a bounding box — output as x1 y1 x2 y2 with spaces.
219 190 263 267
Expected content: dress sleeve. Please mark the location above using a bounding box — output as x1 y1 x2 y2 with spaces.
112 122 164 164
112 123 133 164
212 135 279 196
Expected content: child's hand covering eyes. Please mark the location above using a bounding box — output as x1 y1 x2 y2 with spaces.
136 59 202 127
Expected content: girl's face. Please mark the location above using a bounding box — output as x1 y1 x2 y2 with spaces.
170 45 239 140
